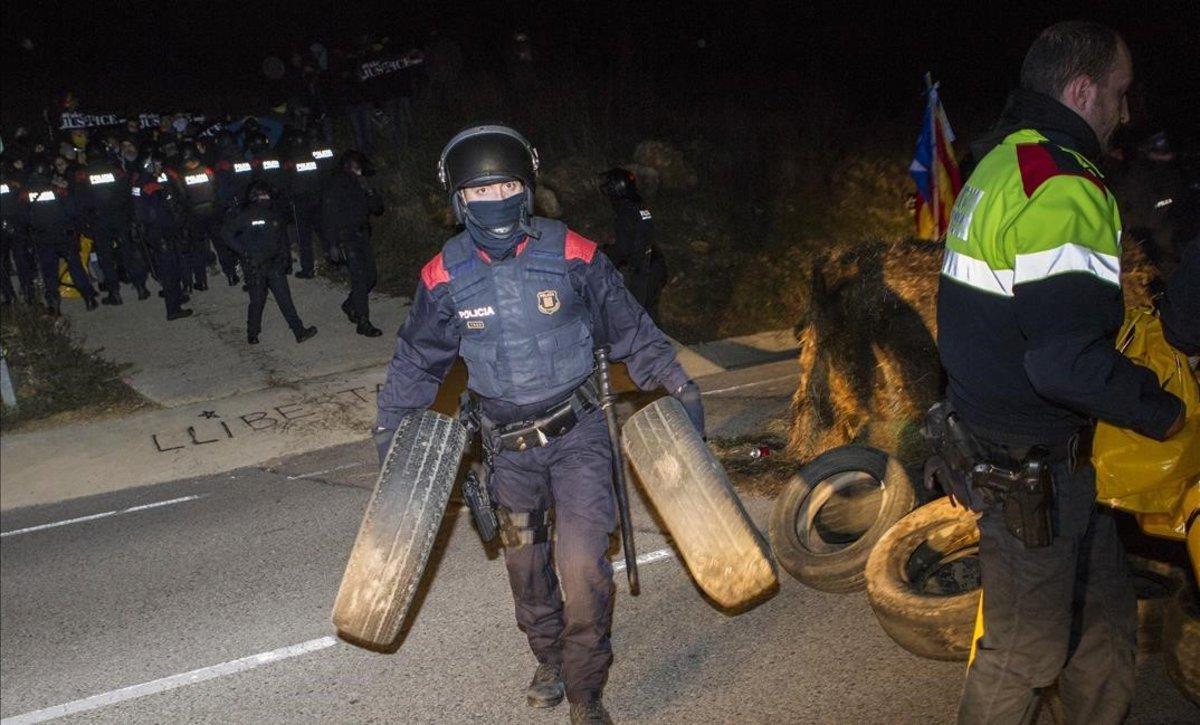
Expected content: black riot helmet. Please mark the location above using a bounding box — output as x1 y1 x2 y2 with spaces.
246 180 273 203
598 167 640 203
338 149 375 177
437 124 539 224
246 132 271 155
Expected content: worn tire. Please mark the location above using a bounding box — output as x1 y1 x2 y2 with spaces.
769 445 916 593
1164 586 1200 706
332 411 468 648
865 496 981 661
622 396 777 609
1126 556 1187 656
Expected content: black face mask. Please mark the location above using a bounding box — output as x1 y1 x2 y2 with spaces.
464 194 527 259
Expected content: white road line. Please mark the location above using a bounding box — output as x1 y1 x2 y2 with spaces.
701 374 796 397
285 461 365 480
0 636 337 725
0 495 206 539
613 547 674 573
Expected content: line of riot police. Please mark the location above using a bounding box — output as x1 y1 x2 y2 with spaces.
1 123 376 339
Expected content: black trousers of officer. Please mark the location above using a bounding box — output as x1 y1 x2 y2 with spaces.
34 234 96 305
91 216 147 291
148 232 186 315
340 227 377 323
246 263 304 337
959 462 1136 725
183 215 217 288
621 253 668 324
291 199 321 274
1 224 37 302
488 408 617 704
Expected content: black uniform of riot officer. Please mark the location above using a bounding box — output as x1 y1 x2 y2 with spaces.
170 143 236 288
1 161 38 305
80 141 151 304
282 129 331 277
375 125 706 725
322 150 384 336
598 169 667 323
221 181 317 345
22 162 98 314
131 155 192 321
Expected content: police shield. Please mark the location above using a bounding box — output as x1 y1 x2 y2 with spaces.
332 410 469 648
621 396 778 609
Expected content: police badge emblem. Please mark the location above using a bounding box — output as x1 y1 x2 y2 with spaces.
537 290 560 315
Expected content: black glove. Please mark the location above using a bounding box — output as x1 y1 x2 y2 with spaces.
372 426 395 465
672 380 705 439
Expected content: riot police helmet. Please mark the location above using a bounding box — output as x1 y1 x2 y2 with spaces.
598 167 640 202
437 124 539 223
338 149 376 177
246 180 273 203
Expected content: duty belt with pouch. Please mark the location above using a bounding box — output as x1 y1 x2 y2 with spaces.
456 381 599 545
922 401 1075 549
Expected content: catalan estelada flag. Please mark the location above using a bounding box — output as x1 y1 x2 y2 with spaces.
909 77 962 239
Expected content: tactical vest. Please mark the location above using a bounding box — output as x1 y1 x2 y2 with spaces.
25 184 71 236
444 218 594 406
177 165 218 213
290 153 323 199
131 176 177 233
256 155 287 193
0 178 20 220
221 158 256 201
231 207 286 267
83 161 129 216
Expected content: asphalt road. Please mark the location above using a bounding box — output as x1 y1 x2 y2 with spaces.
2 394 1197 723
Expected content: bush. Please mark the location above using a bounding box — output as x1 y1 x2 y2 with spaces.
0 305 146 432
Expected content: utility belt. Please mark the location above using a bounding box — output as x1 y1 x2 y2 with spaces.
921 401 1092 549
456 376 600 548
482 383 599 454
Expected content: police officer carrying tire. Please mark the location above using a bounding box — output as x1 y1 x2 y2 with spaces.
935 22 1187 723
374 125 705 725
598 168 667 323
322 149 384 336
221 181 317 345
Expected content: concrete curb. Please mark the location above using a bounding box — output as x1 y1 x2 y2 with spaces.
0 330 798 512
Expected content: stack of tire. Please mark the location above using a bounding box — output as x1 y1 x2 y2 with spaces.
768 445 1199 705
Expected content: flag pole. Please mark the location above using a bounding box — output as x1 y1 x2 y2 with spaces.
925 73 940 238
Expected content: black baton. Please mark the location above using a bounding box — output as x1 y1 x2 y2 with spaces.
594 347 639 594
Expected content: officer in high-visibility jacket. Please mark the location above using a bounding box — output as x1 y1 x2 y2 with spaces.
374 125 705 725
936 22 1186 723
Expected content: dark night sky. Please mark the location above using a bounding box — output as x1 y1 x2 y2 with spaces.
2 0 1198 141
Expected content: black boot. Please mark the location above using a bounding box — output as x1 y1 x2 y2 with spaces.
356 320 382 337
526 663 564 709
135 284 151 301
247 332 260 344
341 298 360 324
45 301 61 317
569 699 613 725
84 295 99 311
194 279 208 292
294 269 315 279
294 325 318 343
227 273 240 287
166 308 194 321
101 290 123 306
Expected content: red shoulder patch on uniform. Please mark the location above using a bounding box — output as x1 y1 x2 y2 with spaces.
217 160 231 171
1016 143 1104 198
74 170 87 182
564 230 597 263
143 182 162 195
420 253 450 290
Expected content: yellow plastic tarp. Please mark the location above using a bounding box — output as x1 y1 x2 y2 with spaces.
57 235 94 299
1093 307 1200 537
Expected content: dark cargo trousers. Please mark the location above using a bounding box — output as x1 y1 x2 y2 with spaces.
959 463 1136 725
91 217 148 291
488 408 617 704
246 266 304 337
